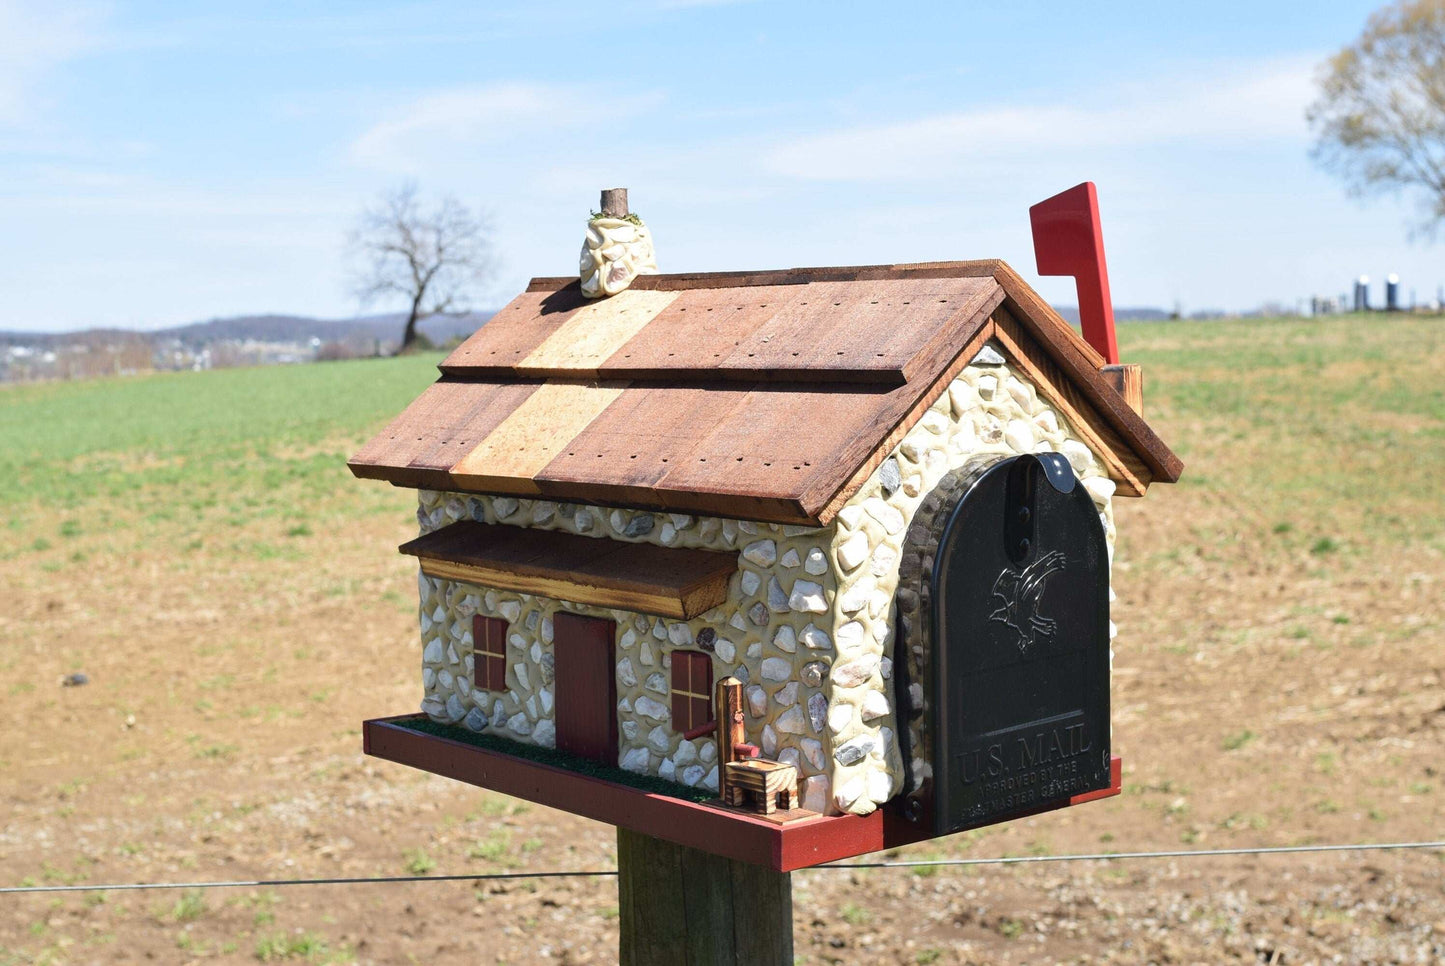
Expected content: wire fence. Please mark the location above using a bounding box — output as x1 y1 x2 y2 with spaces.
3 839 1441 896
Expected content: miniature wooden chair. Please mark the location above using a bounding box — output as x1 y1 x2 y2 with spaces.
723 758 799 814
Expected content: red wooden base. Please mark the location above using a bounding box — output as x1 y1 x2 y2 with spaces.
364 714 1122 872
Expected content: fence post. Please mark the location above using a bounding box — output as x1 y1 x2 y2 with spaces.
616 826 793 965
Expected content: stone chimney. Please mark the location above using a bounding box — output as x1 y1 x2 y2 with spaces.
580 187 658 298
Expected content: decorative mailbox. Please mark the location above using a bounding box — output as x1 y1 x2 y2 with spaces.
894 452 1111 835
350 185 1182 871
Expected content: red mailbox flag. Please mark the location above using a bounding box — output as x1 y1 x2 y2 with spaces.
1029 182 1119 365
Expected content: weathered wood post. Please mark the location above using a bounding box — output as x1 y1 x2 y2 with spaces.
617 827 793 965
616 675 792 964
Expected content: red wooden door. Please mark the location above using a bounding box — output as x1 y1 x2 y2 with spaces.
552 613 618 766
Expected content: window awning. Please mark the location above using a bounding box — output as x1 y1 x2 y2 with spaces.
398 521 740 620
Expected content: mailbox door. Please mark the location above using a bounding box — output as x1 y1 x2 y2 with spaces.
932 453 1111 833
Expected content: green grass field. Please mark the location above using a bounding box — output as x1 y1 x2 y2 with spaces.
0 354 443 558
4 312 1441 560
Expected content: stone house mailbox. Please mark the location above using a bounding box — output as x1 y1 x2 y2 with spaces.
349 185 1182 871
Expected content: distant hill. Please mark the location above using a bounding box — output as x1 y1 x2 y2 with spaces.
0 311 495 350
1052 306 1172 325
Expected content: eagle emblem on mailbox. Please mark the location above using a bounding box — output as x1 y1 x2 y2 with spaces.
988 549 1067 653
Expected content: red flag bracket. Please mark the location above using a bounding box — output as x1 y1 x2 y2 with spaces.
1029 182 1119 365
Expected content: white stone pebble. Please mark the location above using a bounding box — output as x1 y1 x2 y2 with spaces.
1005 419 1035 453
870 545 896 578
774 682 799 707
788 580 827 613
760 657 791 682
802 775 829 812
799 624 832 650
863 498 905 535
1085 476 1117 503
780 548 801 568
807 693 828 732
832 654 879 688
837 532 870 572
746 685 768 717
617 658 637 688
802 663 826 688
860 691 890 720
772 625 797 653
834 776 865 811
742 539 777 567
834 735 876 766
803 547 828 575
1062 439 1094 473
635 695 670 721
775 706 807 734
919 410 949 435
835 621 866 649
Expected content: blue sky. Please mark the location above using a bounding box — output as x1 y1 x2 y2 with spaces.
2 0 1437 331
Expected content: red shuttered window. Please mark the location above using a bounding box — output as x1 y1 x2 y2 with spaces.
670 650 713 734
473 616 508 693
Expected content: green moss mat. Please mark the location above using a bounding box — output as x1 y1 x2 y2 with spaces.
391 716 715 804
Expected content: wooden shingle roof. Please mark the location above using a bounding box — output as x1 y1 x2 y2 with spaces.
349 261 1181 525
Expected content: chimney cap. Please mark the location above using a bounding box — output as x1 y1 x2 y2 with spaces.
599 188 628 218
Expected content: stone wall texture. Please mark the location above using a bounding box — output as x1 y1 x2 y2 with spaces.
411 342 1118 816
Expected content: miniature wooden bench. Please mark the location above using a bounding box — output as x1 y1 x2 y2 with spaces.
723 758 799 815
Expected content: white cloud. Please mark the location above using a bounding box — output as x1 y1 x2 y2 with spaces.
0 0 103 124
764 55 1318 182
349 81 664 173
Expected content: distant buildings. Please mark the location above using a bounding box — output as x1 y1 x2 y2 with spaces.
1311 272 1440 317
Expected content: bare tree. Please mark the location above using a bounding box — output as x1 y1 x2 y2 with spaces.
349 183 494 352
1307 0 1445 234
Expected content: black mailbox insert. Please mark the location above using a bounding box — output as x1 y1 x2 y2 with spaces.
896 453 1111 835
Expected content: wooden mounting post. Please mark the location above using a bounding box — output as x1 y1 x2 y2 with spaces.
600 187 629 218
617 827 793 965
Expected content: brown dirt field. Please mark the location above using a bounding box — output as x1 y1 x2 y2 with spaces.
2 322 1444 964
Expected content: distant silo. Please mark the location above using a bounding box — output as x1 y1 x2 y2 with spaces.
1354 275 1371 312
1386 273 1400 311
